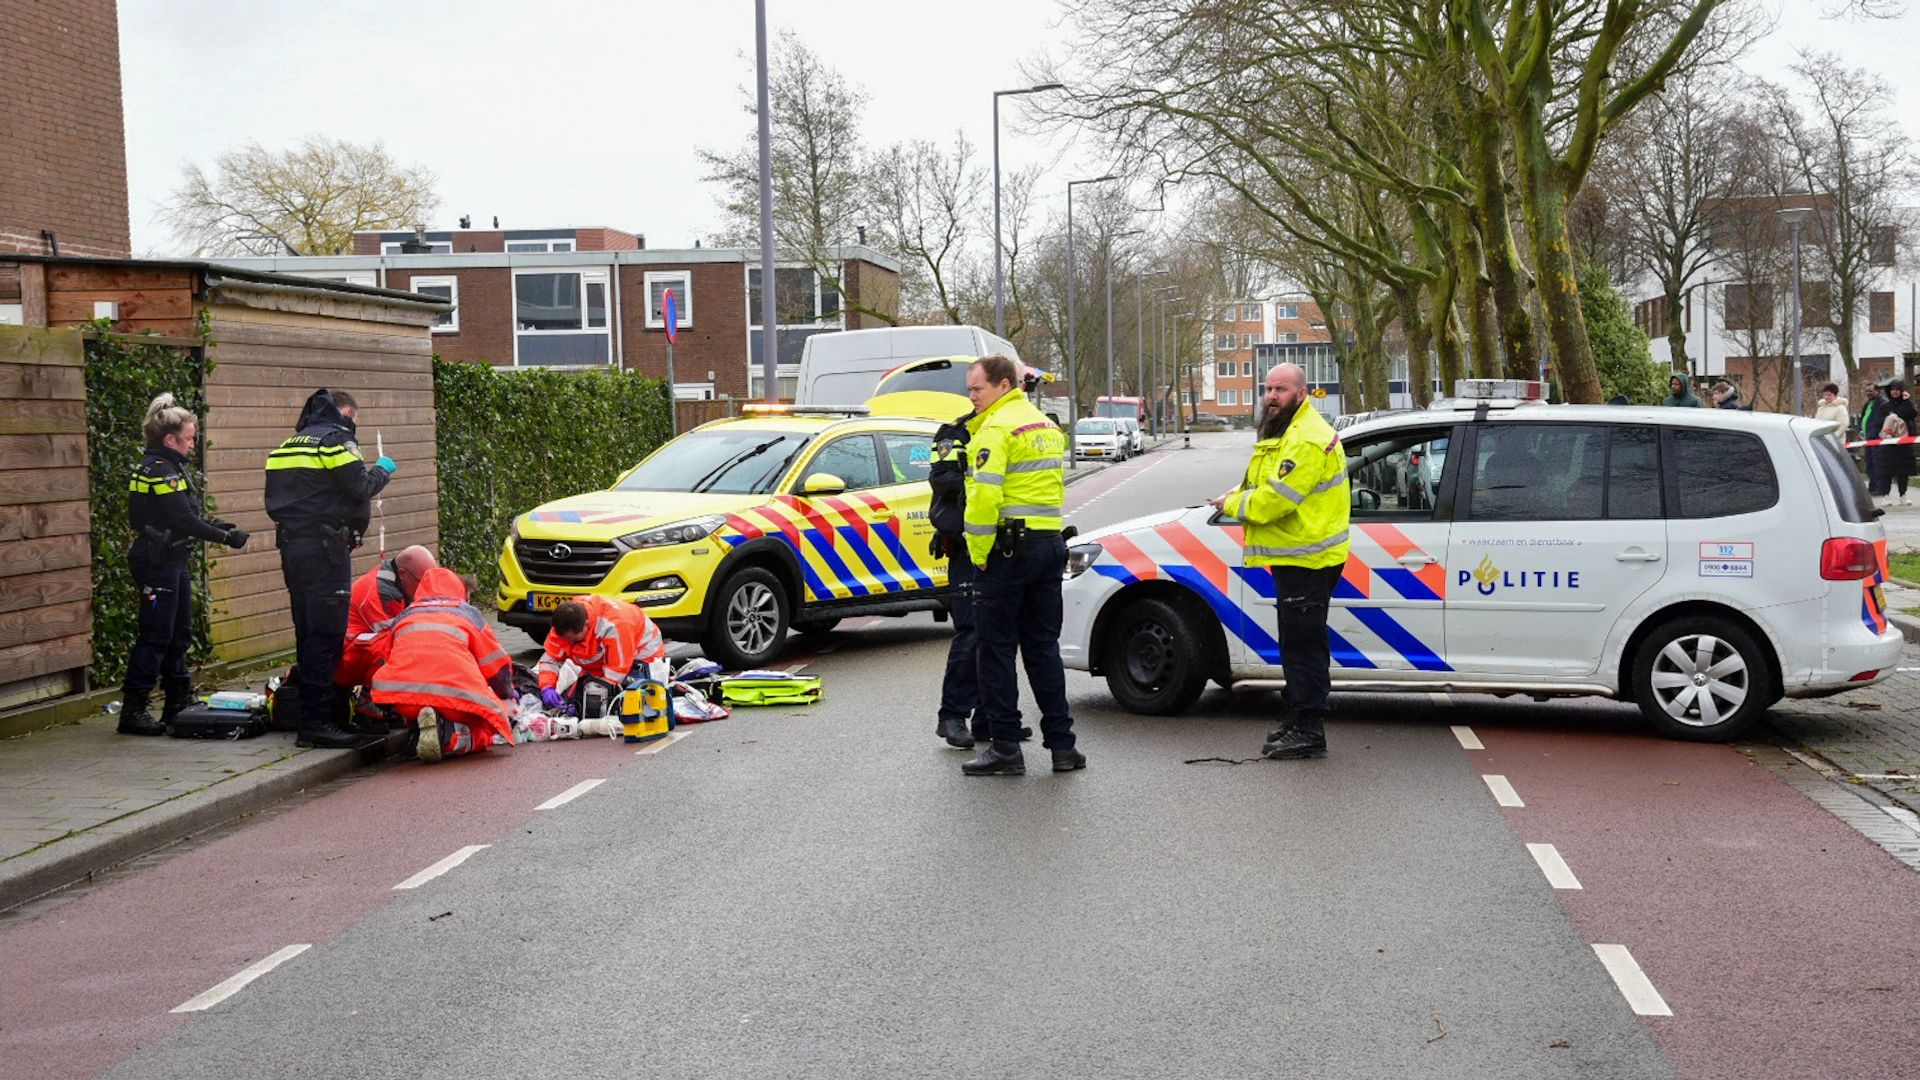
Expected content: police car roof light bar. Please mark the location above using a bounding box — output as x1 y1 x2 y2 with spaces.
1454 378 1547 402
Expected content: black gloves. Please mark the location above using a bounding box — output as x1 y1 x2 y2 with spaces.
928 532 951 560
223 528 249 549
210 519 236 533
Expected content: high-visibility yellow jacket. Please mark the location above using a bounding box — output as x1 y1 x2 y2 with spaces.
1224 405 1350 569
962 389 1066 565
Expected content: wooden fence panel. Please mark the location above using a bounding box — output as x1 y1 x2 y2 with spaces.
0 326 92 691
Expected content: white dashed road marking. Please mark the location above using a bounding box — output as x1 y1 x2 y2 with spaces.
393 845 489 890
536 778 606 810
1592 943 1673 1016
1482 774 1525 807
635 730 690 755
171 944 311 1013
1450 725 1483 750
1526 843 1583 890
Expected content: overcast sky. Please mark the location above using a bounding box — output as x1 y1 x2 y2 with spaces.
117 0 1920 258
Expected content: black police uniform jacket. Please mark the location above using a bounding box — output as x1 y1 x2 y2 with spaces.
129 443 229 561
264 388 389 536
927 410 974 555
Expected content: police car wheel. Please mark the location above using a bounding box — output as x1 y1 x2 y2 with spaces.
1631 615 1772 742
702 567 789 670
1103 597 1210 715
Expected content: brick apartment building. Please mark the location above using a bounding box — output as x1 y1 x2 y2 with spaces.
219 227 901 400
1199 296 1335 420
0 0 130 260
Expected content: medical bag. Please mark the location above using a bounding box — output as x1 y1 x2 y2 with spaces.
168 701 270 740
717 670 823 707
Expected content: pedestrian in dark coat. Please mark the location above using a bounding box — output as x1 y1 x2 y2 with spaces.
1880 381 1917 504
1862 382 1893 496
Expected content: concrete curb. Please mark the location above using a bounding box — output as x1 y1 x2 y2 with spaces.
0 729 405 913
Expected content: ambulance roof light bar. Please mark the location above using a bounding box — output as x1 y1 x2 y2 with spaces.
740 404 872 417
1454 379 1547 401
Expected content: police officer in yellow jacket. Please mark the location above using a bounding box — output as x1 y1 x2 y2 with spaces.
958 355 1083 776
1211 362 1350 760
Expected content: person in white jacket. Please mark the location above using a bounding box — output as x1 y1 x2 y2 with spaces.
1814 382 1850 427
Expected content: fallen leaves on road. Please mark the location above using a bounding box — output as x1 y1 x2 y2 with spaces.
1426 1015 1448 1043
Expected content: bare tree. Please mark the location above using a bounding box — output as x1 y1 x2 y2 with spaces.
160 137 437 256
870 132 985 324
1765 52 1920 385
698 32 892 324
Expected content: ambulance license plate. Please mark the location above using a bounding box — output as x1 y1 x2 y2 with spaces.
531 593 567 612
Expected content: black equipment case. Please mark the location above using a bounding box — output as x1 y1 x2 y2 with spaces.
167 703 270 740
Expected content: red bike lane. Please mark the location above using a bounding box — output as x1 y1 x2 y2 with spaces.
0 734 673 1080
1460 719 1920 1080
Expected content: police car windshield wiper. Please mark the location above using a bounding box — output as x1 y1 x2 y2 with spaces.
690 436 788 493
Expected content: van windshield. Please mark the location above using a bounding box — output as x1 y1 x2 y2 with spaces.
613 429 812 495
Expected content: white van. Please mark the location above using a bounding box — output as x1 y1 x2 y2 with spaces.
795 325 1020 405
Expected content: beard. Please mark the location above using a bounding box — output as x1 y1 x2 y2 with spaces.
1259 400 1301 440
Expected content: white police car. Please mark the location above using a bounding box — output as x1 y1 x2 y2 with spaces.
1060 381 1903 741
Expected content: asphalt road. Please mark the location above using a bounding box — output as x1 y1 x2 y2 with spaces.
7 433 1918 1079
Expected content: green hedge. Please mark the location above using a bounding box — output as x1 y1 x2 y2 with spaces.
433 358 674 592
84 321 214 685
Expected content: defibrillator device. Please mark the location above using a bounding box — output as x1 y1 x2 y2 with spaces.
619 677 672 743
717 670 823 707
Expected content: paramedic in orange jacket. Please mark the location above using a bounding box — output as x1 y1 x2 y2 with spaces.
335 545 437 691
534 595 667 713
368 568 515 764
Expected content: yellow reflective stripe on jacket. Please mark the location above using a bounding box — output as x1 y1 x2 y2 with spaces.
265 443 362 470
1229 407 1351 570
128 473 188 494
961 388 1066 565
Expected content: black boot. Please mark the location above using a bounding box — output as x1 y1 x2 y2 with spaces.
296 721 369 749
936 715 975 749
961 743 1026 776
1262 722 1327 760
116 691 165 736
1051 748 1087 772
159 680 197 727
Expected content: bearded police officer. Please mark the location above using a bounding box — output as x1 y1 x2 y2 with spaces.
958 355 1083 776
265 389 395 748
1210 362 1350 760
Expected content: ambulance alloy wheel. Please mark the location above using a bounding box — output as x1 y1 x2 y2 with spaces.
703 567 789 670
1631 614 1772 742
1103 596 1210 715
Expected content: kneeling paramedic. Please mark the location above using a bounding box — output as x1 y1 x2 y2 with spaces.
368 568 514 763
535 595 667 715
336 544 436 694
120 393 249 735
1210 362 1350 760
957 355 1083 777
264 389 394 749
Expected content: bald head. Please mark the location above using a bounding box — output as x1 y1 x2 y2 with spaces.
394 545 437 601
1263 362 1307 419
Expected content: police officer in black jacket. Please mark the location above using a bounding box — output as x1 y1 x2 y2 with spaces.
928 410 981 748
119 393 249 736
265 389 394 748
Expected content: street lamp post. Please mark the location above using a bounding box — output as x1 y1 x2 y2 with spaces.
992 82 1064 338
754 0 778 403
1138 269 1169 426
1779 205 1813 415
1154 289 1182 434
1066 175 1119 468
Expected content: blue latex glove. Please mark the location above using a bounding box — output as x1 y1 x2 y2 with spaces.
540 687 572 714
375 455 397 474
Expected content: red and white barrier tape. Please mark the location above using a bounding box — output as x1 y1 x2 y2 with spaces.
1844 435 1920 449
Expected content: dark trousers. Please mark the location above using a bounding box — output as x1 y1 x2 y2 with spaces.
938 546 979 729
279 531 353 732
1867 447 1887 496
122 546 193 708
1271 564 1343 733
974 533 1072 750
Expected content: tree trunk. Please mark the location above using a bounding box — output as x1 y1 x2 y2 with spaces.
1465 109 1538 380
1664 283 1691 377
1453 204 1501 379
1392 283 1436 407
1514 136 1601 402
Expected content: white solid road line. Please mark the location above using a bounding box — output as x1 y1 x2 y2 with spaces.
171 944 311 1013
1482 774 1525 807
1526 843 1583 890
1592 943 1673 1017
535 778 606 810
635 730 690 755
1450 725 1484 750
392 844 489 890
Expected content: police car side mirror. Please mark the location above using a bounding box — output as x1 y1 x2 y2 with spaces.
801 472 848 496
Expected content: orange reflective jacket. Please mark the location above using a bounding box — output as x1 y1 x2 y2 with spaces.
370 568 514 747
346 557 407 641
535 593 666 690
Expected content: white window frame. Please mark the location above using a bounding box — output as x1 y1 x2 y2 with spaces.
505 238 577 253
381 241 453 255
511 268 613 366
1217 362 1236 377
1215 333 1234 350
1242 361 1255 377
1220 389 1238 406
644 270 694 330
1278 331 1299 344
410 275 459 334
1242 304 1261 321
1276 303 1299 319
1180 391 1194 405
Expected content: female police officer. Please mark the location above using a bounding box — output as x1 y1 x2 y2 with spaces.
118 393 248 735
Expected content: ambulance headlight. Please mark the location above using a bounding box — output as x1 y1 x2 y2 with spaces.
615 515 726 551
1065 542 1103 579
